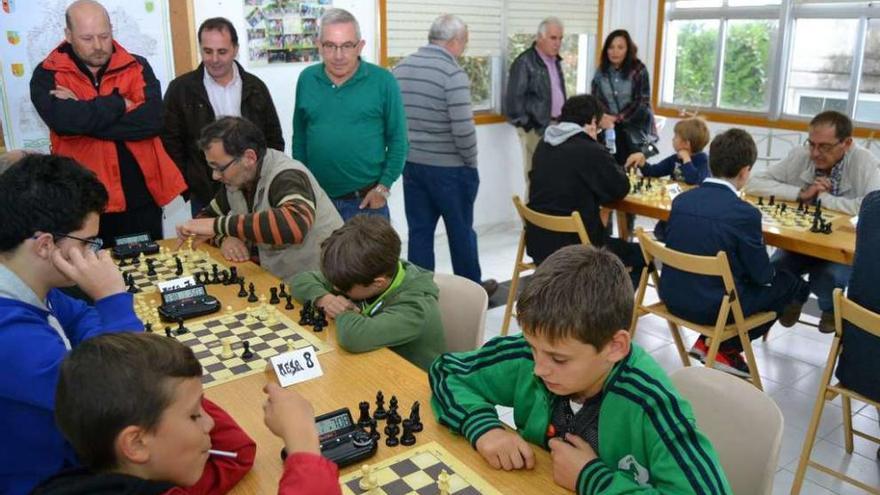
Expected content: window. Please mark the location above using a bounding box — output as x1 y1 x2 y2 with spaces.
658 0 880 126
384 0 599 114
385 0 503 111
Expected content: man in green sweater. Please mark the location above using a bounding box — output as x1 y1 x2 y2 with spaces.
292 8 408 222
291 215 445 370
430 245 731 494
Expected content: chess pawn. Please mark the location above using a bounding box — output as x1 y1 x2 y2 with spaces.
437 469 450 495
269 287 280 305
220 338 235 359
384 423 399 447
369 419 380 442
285 295 294 310
358 465 377 491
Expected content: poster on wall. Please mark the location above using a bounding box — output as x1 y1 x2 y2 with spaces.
0 0 173 151
244 0 329 65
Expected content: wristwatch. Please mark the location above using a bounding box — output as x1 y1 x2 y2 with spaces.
373 185 391 199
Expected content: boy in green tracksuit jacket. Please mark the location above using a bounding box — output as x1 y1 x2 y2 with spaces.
292 215 445 370
430 245 731 494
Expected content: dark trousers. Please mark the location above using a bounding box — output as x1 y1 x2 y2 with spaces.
98 201 164 247
667 271 809 352
403 162 482 283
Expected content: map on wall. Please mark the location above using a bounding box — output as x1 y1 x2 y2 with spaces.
244 0 330 65
0 0 173 151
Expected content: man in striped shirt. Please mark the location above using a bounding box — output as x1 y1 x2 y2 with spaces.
175 117 342 283
393 15 496 296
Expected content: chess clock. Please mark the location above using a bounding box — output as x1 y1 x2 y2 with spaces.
280 407 377 467
158 284 220 322
112 232 160 259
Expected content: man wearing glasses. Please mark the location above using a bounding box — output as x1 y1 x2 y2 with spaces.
0 154 142 494
175 117 342 281
746 110 880 333
292 8 408 221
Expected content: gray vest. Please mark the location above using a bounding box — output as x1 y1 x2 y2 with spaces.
226 149 342 282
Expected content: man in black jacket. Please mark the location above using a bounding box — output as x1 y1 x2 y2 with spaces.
505 17 566 195
163 17 284 216
526 94 643 287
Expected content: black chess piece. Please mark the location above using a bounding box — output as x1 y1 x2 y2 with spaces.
385 428 399 447
270 287 280 305
823 221 833 234
780 203 787 213
132 253 141 266
769 195 775 206
757 196 764 206
811 215 821 233
118 256 128 267
126 273 140 294
241 341 253 359
176 319 188 335
300 301 315 326
146 258 157 277
313 307 327 332
165 326 172 338
369 418 380 442
408 401 423 432
279 283 288 298
815 199 823 216
374 391 388 420
228 266 239 284
174 256 183 277
384 421 399 438
193 272 204 285
144 322 152 333
388 396 401 424
247 283 258 303
219 270 230 285
238 280 248 298
210 264 220 284
285 295 294 310
400 419 416 446
357 401 372 428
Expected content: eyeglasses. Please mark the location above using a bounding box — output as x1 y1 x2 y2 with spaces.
320 41 359 54
52 232 104 253
805 139 843 154
209 156 240 175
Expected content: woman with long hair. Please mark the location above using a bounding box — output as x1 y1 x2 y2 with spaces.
591 29 658 166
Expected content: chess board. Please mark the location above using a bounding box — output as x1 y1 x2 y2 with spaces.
627 173 677 202
750 201 841 232
170 307 332 388
340 442 501 495
116 247 226 293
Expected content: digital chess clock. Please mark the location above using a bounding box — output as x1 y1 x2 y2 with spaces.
158 284 220 322
112 232 160 259
281 407 376 467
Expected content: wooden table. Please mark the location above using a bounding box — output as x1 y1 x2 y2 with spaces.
608 191 856 265
148 242 564 494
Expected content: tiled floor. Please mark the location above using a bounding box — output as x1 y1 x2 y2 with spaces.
409 224 880 495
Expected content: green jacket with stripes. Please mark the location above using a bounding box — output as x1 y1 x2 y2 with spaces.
429 335 731 494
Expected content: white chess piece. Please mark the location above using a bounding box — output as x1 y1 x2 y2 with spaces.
437 469 450 495
358 464 377 491
220 338 235 359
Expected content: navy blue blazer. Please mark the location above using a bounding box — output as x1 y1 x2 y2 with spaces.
835 190 880 401
659 181 774 318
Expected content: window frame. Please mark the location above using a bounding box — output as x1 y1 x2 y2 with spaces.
378 0 606 125
654 0 880 136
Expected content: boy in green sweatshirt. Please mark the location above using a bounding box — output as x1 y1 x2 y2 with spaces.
291 215 445 370
430 245 731 494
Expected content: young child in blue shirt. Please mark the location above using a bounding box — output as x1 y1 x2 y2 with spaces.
630 117 710 185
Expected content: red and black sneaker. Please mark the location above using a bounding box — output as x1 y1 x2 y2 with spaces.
708 349 751 378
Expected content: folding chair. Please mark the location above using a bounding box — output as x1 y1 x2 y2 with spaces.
500 196 590 336
790 289 880 495
631 228 773 390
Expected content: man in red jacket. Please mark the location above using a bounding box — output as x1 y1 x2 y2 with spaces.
30 0 186 246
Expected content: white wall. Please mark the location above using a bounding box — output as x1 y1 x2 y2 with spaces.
163 0 525 240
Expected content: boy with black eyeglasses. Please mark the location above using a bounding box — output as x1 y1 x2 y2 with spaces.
0 153 143 495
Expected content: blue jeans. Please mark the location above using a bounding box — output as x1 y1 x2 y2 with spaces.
189 197 207 218
403 162 482 283
331 197 390 222
770 250 852 313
